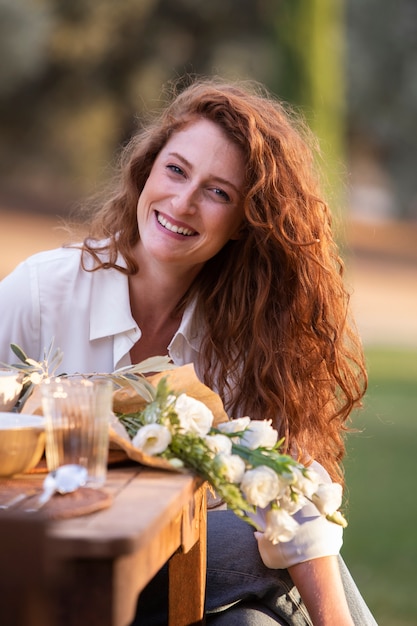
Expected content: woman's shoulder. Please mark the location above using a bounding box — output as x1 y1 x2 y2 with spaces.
23 242 116 272
0 246 83 287
23 245 83 268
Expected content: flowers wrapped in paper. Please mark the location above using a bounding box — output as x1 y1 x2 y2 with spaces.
115 375 347 541
4 343 347 544
109 362 229 471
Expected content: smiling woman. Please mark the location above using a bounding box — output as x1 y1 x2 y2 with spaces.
133 118 245 284
0 77 376 625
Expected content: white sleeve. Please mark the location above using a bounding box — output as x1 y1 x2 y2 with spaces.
252 461 344 570
0 260 40 364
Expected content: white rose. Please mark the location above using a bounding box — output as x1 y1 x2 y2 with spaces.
216 416 251 434
204 433 232 455
311 482 343 516
132 423 172 455
214 453 246 483
241 465 280 508
240 419 278 449
264 507 300 544
174 393 214 436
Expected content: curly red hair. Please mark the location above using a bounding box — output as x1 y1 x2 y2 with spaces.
82 77 367 483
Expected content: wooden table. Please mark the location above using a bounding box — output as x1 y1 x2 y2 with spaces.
2 465 207 626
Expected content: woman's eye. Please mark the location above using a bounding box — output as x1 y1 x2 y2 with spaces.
167 164 184 176
212 188 230 202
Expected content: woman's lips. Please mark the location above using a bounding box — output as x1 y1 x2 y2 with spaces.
156 212 198 236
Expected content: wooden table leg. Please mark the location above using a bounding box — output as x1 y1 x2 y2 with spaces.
168 484 207 626
0 515 55 626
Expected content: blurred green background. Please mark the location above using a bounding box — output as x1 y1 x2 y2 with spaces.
0 1 416 624
344 348 417 626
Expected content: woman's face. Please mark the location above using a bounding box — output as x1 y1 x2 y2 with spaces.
136 118 245 277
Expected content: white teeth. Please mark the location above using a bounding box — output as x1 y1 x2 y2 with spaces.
157 213 195 236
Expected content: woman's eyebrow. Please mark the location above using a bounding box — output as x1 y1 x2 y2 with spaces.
167 151 241 194
167 151 192 169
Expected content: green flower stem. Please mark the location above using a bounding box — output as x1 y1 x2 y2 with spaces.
118 415 146 438
231 442 299 476
168 433 258 526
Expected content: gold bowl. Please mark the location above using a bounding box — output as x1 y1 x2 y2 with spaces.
0 369 23 412
0 413 45 477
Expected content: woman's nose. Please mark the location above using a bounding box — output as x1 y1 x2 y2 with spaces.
171 184 199 213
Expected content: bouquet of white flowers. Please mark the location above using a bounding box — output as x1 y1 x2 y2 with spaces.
4 342 347 545
115 376 347 545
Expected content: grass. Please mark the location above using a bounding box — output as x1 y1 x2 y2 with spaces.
342 347 417 626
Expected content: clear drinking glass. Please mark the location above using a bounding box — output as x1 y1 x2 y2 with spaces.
41 377 113 487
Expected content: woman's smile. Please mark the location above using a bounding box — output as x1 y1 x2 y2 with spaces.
155 211 198 237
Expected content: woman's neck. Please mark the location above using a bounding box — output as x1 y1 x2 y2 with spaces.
129 240 199 327
127 249 197 363
128 277 184 363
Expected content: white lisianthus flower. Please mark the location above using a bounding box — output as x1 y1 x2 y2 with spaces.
291 466 321 499
216 416 251 434
241 465 280 508
204 433 233 455
174 393 214 436
214 453 246 483
311 482 343 516
270 472 294 500
132 423 172 455
264 507 300 544
240 419 278 450
278 489 306 515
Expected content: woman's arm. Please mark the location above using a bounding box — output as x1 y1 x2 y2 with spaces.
252 459 353 623
289 556 354 626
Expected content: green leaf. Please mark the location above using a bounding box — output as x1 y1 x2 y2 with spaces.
111 374 157 403
10 343 29 364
